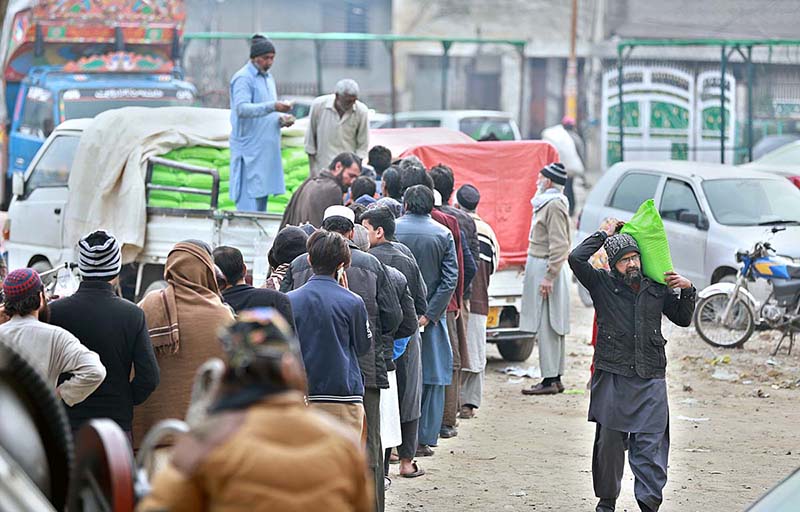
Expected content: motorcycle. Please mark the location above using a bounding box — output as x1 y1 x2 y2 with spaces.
694 227 800 353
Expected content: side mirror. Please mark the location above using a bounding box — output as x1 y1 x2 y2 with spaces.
11 172 24 197
677 211 709 231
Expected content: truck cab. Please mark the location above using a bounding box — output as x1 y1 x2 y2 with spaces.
8 66 196 176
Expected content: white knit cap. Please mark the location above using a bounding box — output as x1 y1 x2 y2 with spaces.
323 205 356 223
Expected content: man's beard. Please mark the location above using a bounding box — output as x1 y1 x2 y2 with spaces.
622 268 643 286
334 173 348 192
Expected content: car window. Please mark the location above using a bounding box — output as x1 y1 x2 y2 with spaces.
659 178 702 223
402 119 441 128
459 117 515 140
702 178 800 226
26 135 80 191
608 172 661 212
20 87 55 139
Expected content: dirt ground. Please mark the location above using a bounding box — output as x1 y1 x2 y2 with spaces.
386 285 800 511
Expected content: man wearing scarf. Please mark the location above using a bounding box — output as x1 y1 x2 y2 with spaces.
134 240 235 446
229 35 293 212
520 162 571 395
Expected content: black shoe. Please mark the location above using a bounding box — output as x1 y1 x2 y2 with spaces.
439 425 458 438
637 500 655 512
596 498 615 512
415 445 434 457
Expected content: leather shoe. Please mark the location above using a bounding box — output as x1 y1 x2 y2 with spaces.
415 445 434 457
458 405 476 419
521 382 561 395
439 425 458 438
596 498 615 511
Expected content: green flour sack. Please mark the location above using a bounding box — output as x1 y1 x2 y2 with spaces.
620 199 674 284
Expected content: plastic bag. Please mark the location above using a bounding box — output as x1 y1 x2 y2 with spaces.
620 199 674 284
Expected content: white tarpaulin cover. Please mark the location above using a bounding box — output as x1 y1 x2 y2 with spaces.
65 107 231 263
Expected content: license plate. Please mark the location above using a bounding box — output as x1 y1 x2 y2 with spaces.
486 307 501 328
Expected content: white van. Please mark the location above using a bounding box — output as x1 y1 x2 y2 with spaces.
6 115 281 300
375 110 522 141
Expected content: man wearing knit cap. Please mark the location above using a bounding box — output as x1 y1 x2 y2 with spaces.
455 184 499 418
49 230 159 438
569 222 695 512
229 34 293 212
520 162 571 395
0 268 106 406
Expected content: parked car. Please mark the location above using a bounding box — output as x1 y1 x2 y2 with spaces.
577 161 800 290
373 110 522 141
741 140 800 188
746 467 800 511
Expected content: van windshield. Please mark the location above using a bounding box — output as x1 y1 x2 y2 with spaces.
702 178 800 226
60 88 195 121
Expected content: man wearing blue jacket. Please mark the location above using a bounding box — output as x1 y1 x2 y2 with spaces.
287 229 372 436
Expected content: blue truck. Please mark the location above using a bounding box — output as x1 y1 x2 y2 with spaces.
0 0 195 205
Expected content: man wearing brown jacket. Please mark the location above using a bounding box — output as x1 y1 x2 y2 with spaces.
520 163 571 395
139 309 372 512
280 152 361 228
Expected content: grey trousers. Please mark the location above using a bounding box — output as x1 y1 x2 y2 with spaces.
592 423 670 511
460 370 484 408
443 311 461 428
364 388 384 512
397 419 419 460
538 297 565 378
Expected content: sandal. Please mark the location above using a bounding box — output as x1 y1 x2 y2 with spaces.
400 461 426 478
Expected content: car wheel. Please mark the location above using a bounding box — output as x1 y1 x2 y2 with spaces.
497 337 535 362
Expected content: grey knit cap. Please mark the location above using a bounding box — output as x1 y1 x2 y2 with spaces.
604 233 640 267
78 230 122 278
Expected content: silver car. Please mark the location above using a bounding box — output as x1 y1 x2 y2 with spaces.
576 161 800 290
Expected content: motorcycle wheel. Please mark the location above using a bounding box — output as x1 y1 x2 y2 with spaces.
694 292 754 348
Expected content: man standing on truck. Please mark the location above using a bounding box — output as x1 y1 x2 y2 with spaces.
229 35 293 212
520 163 571 396
304 79 369 178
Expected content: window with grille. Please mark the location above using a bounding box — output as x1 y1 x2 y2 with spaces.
322 1 369 69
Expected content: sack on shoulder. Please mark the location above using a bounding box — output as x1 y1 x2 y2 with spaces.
620 199 674 284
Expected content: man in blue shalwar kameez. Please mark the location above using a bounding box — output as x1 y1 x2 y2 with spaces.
395 185 459 456
229 35 292 212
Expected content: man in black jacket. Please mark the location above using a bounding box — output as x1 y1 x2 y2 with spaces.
362 205 429 478
281 204 401 512
49 230 160 439
212 245 295 331
569 222 695 512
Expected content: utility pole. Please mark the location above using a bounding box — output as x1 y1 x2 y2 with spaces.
564 0 579 120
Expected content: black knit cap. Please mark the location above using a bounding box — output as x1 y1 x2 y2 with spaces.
268 226 308 268
540 162 568 186
604 233 640 267
456 184 481 210
250 34 276 58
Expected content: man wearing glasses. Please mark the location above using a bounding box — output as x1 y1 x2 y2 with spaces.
568 222 695 512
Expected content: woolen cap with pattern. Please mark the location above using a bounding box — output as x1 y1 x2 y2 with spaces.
604 233 640 267
540 162 568 186
3 268 42 302
78 230 122 278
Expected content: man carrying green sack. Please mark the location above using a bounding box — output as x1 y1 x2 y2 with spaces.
569 219 695 512
620 199 674 285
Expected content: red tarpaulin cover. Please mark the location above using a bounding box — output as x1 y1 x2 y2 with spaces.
400 140 559 270
369 128 475 160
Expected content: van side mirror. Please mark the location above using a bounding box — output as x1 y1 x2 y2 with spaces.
11 172 24 197
677 211 709 231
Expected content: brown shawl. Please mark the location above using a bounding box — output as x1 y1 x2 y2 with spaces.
134 242 235 446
